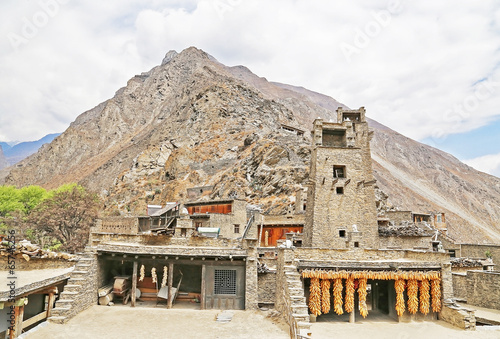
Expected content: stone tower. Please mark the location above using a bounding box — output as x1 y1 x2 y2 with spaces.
303 107 379 249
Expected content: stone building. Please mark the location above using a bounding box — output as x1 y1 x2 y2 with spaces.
304 108 379 249
45 107 473 338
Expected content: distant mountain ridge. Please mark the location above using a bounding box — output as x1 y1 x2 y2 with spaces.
0 133 60 169
2 47 500 244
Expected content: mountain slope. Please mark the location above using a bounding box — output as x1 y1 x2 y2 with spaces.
2 47 500 244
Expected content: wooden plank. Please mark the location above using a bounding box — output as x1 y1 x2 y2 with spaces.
167 262 174 309
201 264 206 310
131 261 137 307
22 311 47 328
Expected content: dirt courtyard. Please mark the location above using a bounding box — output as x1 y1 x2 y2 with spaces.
22 305 290 339
21 305 500 339
311 320 500 339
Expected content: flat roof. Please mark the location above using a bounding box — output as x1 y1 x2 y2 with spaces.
0 267 74 300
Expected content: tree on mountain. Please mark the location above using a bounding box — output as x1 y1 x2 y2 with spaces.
28 184 100 253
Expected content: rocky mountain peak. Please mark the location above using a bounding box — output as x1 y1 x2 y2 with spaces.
161 50 178 65
3 47 500 244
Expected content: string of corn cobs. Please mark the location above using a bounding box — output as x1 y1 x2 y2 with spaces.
345 276 355 314
301 270 441 317
321 279 331 314
395 279 405 317
407 279 419 314
333 278 343 315
358 278 368 318
419 279 430 315
431 279 442 312
309 277 322 316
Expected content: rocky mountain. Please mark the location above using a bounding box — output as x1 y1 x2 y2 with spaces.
2 47 500 244
0 133 60 169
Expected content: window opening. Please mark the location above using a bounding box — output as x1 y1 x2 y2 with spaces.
214 269 237 295
333 166 346 178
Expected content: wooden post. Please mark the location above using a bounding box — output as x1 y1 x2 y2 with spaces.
8 306 18 339
201 264 206 310
131 261 138 307
167 262 174 309
14 305 24 338
46 292 55 317
349 310 355 323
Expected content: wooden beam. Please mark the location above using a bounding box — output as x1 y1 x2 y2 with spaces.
201 264 206 310
131 261 138 307
167 262 174 309
22 311 47 329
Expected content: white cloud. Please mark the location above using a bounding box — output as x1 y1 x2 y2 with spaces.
464 153 500 178
1 0 500 151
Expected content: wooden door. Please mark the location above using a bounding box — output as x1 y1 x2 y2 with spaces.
204 265 245 310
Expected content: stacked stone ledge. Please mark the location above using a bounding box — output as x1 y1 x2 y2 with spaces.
48 250 98 324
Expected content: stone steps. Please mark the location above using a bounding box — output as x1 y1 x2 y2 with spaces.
297 321 311 329
281 263 311 337
49 252 97 324
47 316 67 324
51 306 71 316
63 284 82 293
76 263 91 268
291 305 309 315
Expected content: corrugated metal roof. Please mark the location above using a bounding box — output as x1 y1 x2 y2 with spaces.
150 203 178 217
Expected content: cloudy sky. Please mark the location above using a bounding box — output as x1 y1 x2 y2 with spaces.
1 1 500 176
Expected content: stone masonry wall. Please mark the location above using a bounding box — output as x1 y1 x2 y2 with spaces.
385 211 412 224
245 245 259 310
293 247 449 263
379 236 432 250
258 272 276 305
452 273 468 299
460 244 500 266
466 270 500 309
305 147 379 249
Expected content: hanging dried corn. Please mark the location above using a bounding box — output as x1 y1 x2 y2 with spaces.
333 278 344 315
151 267 157 284
161 266 168 288
419 279 430 315
321 279 331 314
358 277 368 318
395 279 405 317
431 279 441 312
407 279 418 314
139 264 145 282
309 277 322 316
345 276 355 314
